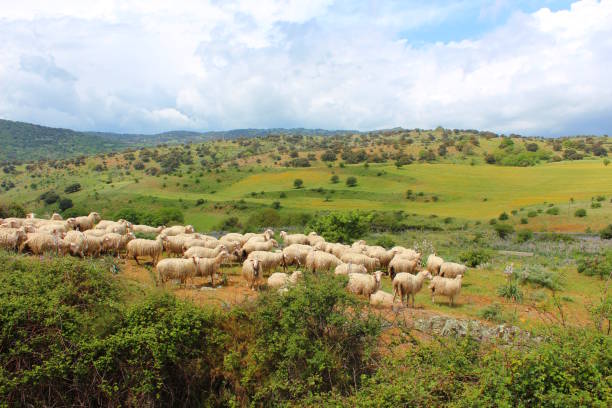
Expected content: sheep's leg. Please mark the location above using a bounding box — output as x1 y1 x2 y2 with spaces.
134 255 140 265
411 294 415 309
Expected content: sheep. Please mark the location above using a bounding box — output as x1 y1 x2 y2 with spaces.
50 213 63 221
282 244 313 266
392 270 432 308
196 251 229 286
222 232 244 243
391 247 422 261
63 230 88 257
183 245 227 259
439 262 467 278
388 255 420 278
160 225 195 237
327 243 351 259
84 229 107 237
307 232 325 247
305 250 342 273
365 246 398 267
218 238 240 254
0 228 27 251
370 290 395 308
126 237 164 266
102 232 135 257
84 235 104 257
267 271 303 290
429 275 463 306
240 239 279 258
340 252 380 272
132 224 164 235
162 234 196 256
334 262 368 275
347 271 384 300
1 218 25 228
157 257 200 287
73 212 101 231
183 237 220 251
36 222 69 235
280 231 310 246
19 233 72 255
242 258 261 290
247 251 287 274
426 254 444 275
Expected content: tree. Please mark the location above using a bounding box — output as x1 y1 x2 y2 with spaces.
59 198 74 212
307 212 370 243
321 151 337 162
330 174 339 184
64 183 81 194
294 179 304 189
526 143 539 152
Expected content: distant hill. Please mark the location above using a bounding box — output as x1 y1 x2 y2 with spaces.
0 119 358 163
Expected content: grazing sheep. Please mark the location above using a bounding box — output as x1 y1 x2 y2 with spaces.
327 243 351 258
439 262 467 278
307 232 325 247
426 254 444 275
132 224 164 235
282 244 313 266
388 255 420 278
429 275 463 306
95 220 128 231
157 257 200 287
83 229 107 237
102 232 135 256
242 258 261 290
73 212 101 231
305 250 342 273
126 237 164 266
160 225 195 237
267 271 303 290
162 235 196 256
183 245 227 259
334 262 368 275
50 213 63 221
280 231 310 246
183 237 220 251
365 246 398 267
370 290 395 308
63 230 88 257
2 218 25 228
340 252 380 272
19 233 72 255
0 228 27 251
222 232 244 243
391 247 422 261
196 251 229 286
247 251 287 274
36 222 69 235
347 271 384 300
392 270 432 308
218 238 239 254
240 239 279 258
84 235 104 257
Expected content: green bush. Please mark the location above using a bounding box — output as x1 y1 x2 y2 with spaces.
374 235 396 249
217 216 243 231
498 212 509 220
574 208 587 217
307 211 370 243
479 303 505 323
58 198 73 212
576 251 612 279
600 224 612 240
546 206 560 215
520 217 528 224
346 176 357 187
516 229 533 243
64 183 81 194
591 202 602 209
527 210 538 217
293 178 304 188
460 248 492 267
517 265 564 290
493 223 514 239
245 208 281 230
0 201 26 218
497 280 524 302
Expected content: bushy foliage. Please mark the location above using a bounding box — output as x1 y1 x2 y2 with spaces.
576 251 612 279
493 223 514 239
114 206 184 226
38 190 60 205
64 183 82 194
0 201 26 218
516 229 534 243
307 211 370 243
546 206 560 215
575 208 587 217
600 224 612 240
517 264 564 291
459 248 492 267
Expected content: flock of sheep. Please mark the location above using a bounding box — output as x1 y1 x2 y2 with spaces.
0 212 467 308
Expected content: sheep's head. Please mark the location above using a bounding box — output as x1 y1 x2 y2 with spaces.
280 231 287 239
90 212 101 223
252 259 260 277
185 225 195 233
456 274 463 281
270 239 279 248
374 270 383 284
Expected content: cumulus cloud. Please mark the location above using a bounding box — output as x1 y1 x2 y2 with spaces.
0 0 610 135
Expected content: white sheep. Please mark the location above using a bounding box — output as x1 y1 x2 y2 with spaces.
388 255 420 278
63 230 89 257
126 237 164 266
307 232 325 247
183 245 227 259
429 275 463 306
0 228 27 251
347 271 384 300
84 228 107 237
334 262 368 275
369 290 395 308
267 271 303 290
73 212 101 231
162 234 196 256
340 252 380 272
50 213 63 221
84 235 104 257
247 251 287 274
132 224 164 235
102 232 135 257
365 246 398 268
280 231 309 246
426 254 444 275
305 250 342 273
282 244 313 266
242 258 261 290
240 239 279 258
196 251 229 286
157 257 200 287
392 270 432 308
439 262 467 278
19 233 73 255
160 225 195 237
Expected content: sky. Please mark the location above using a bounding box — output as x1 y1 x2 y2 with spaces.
0 0 610 136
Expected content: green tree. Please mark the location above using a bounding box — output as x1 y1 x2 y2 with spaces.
330 174 339 184
307 212 370 243
293 178 304 189
346 176 357 187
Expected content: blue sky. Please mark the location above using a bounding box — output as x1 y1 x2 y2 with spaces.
0 0 610 136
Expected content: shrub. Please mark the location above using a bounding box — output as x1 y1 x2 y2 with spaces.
516 229 533 243
64 183 81 194
591 202 602 209
320 151 337 161
330 174 339 184
217 216 242 231
546 207 560 215
479 303 505 323
346 176 357 187
58 198 73 212
271 201 281 210
498 212 509 220
600 224 612 240
39 190 60 205
520 218 528 224
576 251 612 279
245 208 281 230
493 223 514 239
460 248 492 267
527 210 538 217
497 280 523 302
374 235 396 249
0 202 26 218
574 208 587 217
516 265 563 291
293 178 303 189
307 211 370 243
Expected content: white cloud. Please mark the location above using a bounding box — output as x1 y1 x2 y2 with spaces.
0 0 610 135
